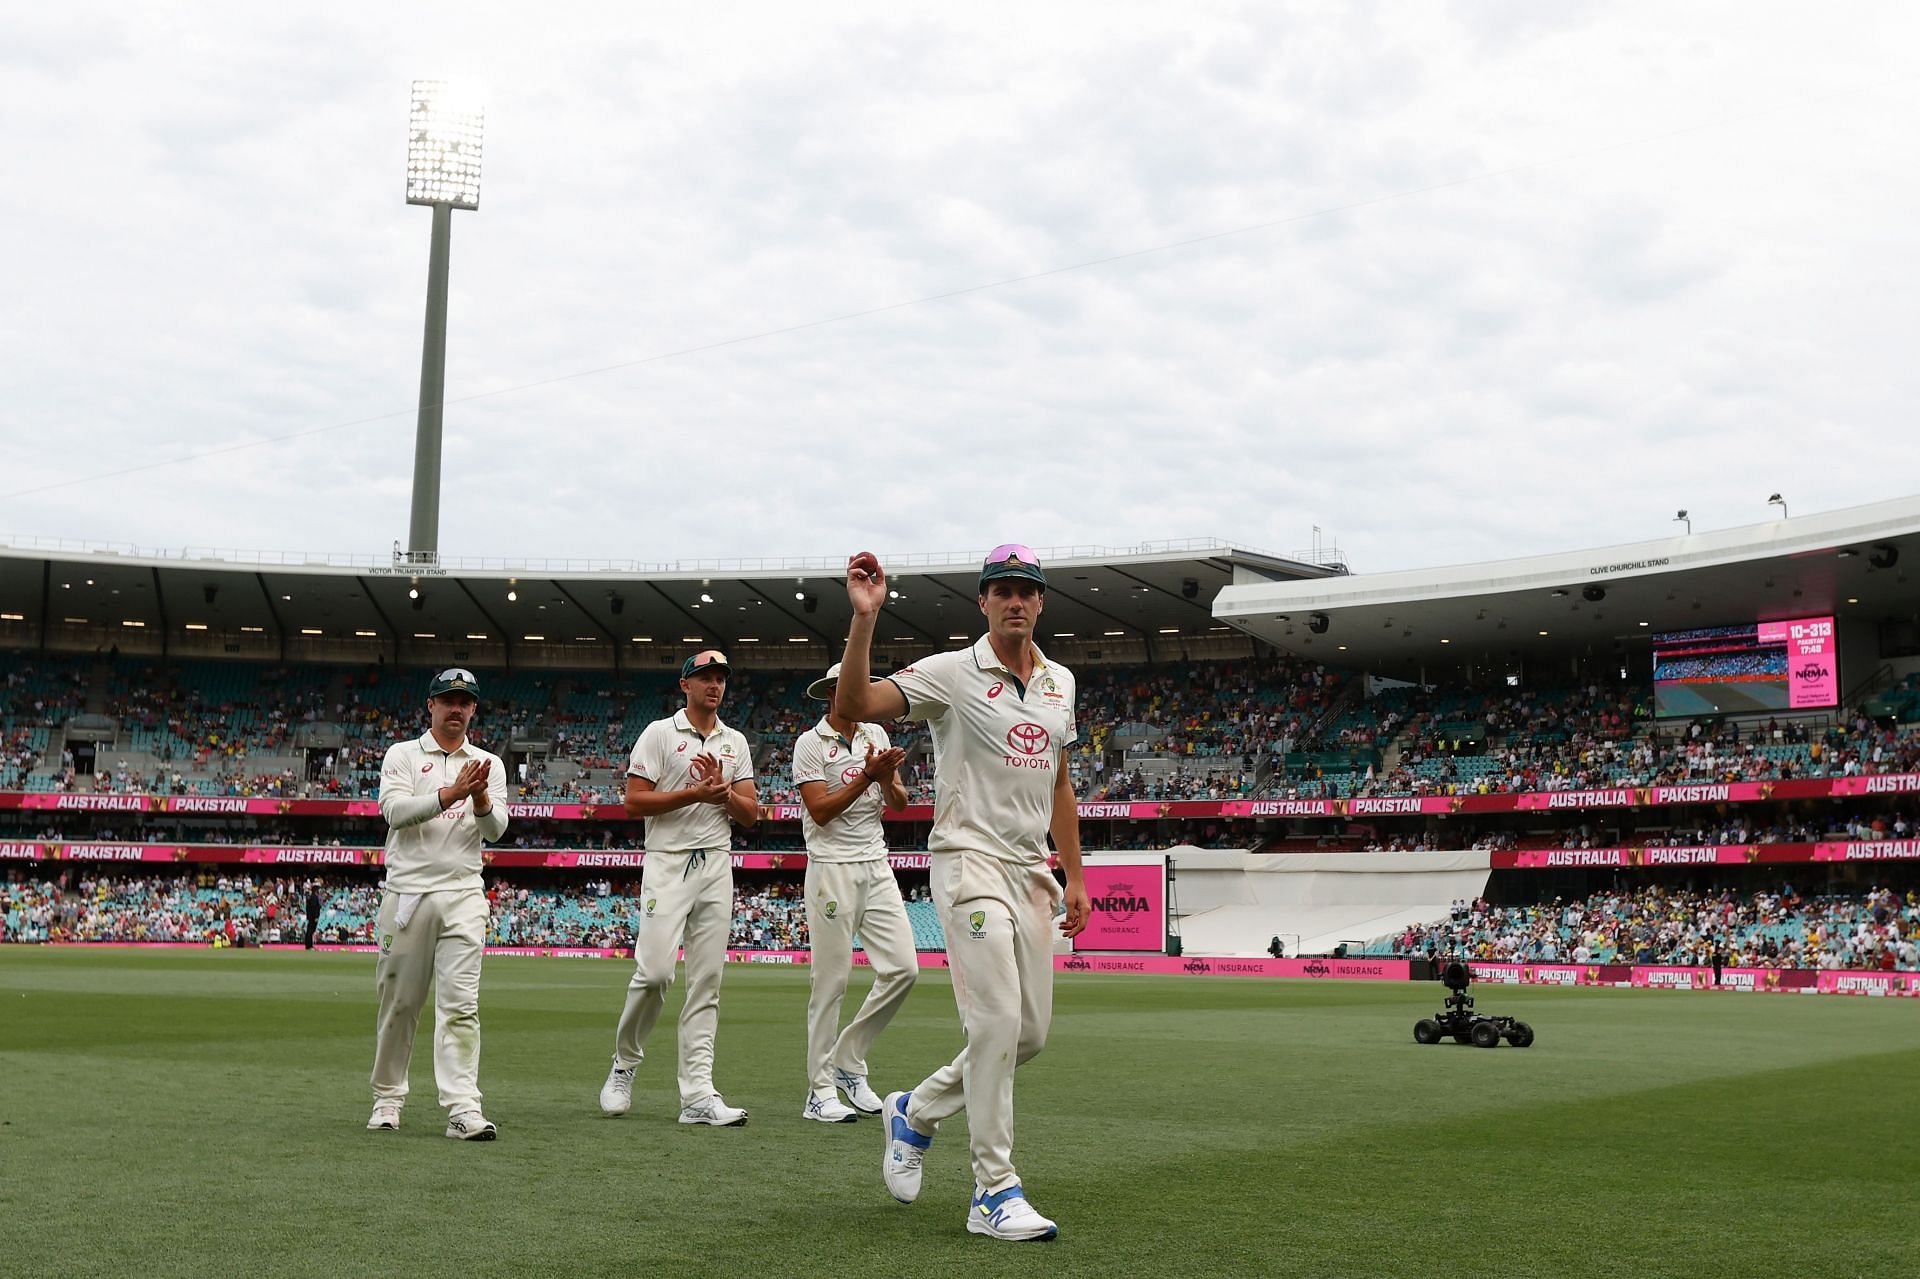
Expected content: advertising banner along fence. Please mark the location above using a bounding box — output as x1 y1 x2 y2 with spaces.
5 770 1920 823
1074 861 1167 952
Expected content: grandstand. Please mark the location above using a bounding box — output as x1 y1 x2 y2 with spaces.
5 500 1920 976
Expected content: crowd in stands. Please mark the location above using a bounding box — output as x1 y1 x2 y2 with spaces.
7 654 1920 810
1092 764 1257 802
1387 885 1919 971
1273 710 1920 801
0 872 835 951
1655 650 1788 681
1076 658 1338 800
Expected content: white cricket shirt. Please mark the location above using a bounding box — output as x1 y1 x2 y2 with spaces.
792 717 892 863
887 634 1077 866
627 708 754 852
378 731 510 893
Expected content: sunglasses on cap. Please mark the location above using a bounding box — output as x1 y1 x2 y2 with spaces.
682 649 730 678
979 543 1047 591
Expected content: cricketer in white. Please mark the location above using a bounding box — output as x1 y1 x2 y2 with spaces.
793 661 917 1125
837 544 1090 1244
369 667 510 1141
599 648 760 1127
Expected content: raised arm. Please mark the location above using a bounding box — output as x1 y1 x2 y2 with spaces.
837 552 909 724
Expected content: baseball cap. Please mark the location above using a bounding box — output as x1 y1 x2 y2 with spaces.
805 661 883 701
978 542 1046 592
426 667 480 701
681 649 731 679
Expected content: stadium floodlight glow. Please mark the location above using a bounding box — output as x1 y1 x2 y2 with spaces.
406 81 484 209
403 80 485 568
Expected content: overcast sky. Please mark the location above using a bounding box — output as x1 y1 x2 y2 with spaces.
2 3 1916 574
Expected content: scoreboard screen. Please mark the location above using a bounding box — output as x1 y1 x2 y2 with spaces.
1651 616 1837 718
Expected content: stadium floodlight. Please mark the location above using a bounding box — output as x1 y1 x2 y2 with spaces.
406 80 484 209
1768 493 1788 518
1674 509 1690 534
403 80 485 569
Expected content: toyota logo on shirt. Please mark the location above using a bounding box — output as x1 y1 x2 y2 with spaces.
1006 722 1051 755
840 765 865 786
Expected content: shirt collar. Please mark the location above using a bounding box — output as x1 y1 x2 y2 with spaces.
970 632 1048 675
814 716 871 745
418 731 469 757
673 708 729 736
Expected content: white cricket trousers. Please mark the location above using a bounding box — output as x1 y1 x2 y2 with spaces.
804 858 918 1096
611 848 733 1106
904 850 1061 1195
370 887 488 1114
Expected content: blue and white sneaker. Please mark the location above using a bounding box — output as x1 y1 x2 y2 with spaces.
803 1093 859 1124
966 1183 1058 1242
834 1067 884 1115
882 1091 931 1203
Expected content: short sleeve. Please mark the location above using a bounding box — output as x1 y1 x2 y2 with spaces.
792 732 825 787
1061 671 1080 749
627 722 660 781
728 732 754 784
888 651 958 722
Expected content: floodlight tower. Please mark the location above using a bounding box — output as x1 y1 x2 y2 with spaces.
403 80 484 566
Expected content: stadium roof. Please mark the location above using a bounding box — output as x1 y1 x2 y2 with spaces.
1214 495 1920 677
0 536 1337 664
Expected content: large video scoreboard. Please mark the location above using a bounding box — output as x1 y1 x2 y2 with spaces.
1651 616 1837 718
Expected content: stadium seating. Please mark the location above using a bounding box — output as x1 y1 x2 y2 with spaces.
5 650 1919 806
3 872 956 952
1370 886 1920 970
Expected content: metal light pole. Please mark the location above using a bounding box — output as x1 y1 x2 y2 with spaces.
403 80 484 566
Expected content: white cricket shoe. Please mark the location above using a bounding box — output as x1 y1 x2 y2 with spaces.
834 1067 885 1115
803 1093 859 1124
882 1091 931 1204
678 1095 749 1127
600 1063 636 1117
966 1184 1058 1242
366 1101 401 1132
445 1110 498 1141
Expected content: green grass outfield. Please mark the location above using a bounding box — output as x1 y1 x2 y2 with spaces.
2 951 1916 1279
